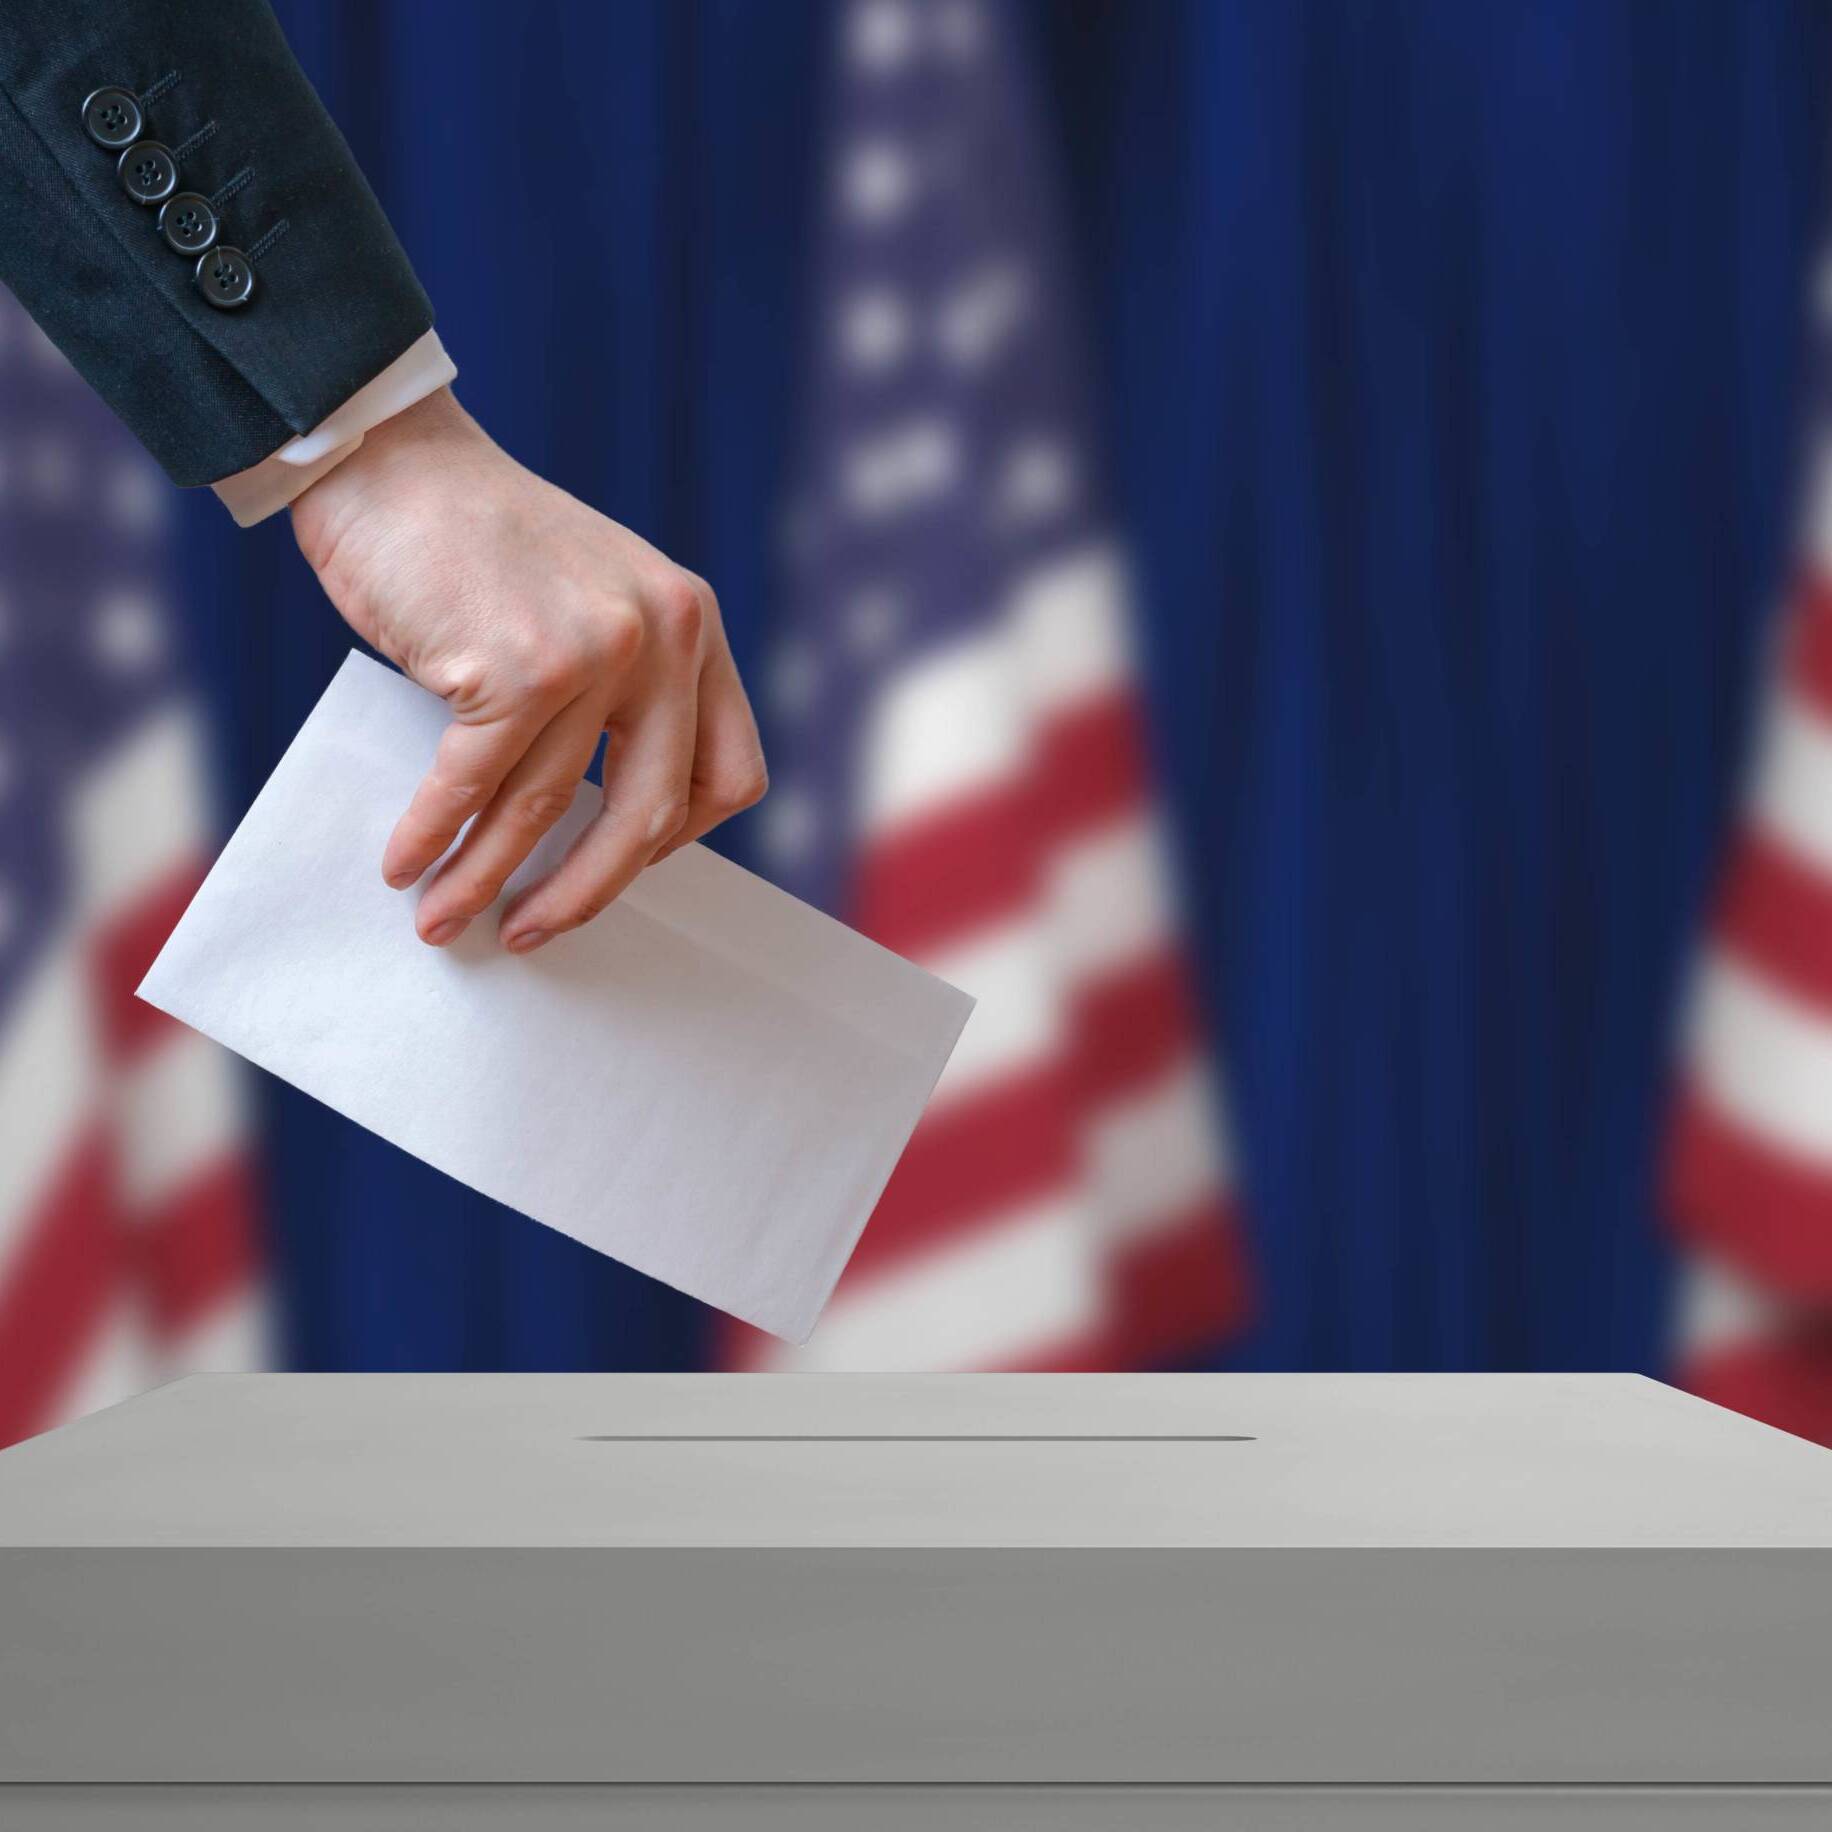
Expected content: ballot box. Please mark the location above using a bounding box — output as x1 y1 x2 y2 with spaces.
2 1372 1830 1830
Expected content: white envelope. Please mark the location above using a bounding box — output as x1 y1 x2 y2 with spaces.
139 653 973 1344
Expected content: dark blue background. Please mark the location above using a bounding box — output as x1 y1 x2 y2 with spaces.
174 0 1832 1375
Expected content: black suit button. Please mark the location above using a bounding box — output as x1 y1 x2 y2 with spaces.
118 141 179 205
82 86 143 149
196 246 255 309
158 193 219 255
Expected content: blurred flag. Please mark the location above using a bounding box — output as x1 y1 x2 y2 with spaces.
1667 276 1832 1445
0 292 263 1447
734 0 1250 1370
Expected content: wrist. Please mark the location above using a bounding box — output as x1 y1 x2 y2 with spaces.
291 385 481 576
214 331 459 529
344 382 472 458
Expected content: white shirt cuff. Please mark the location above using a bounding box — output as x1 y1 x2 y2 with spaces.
211 329 458 528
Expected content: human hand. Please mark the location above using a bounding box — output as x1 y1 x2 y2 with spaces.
289 388 766 953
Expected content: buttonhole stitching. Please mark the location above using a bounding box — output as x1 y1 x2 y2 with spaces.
209 167 253 209
171 120 217 162
246 218 289 263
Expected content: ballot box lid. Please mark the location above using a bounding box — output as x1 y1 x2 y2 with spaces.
2 1370 1829 1550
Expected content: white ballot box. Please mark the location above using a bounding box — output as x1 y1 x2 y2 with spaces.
1 1372 1829 1831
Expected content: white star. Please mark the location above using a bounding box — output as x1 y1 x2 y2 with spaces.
995 436 1077 526
92 589 166 672
845 586 904 657
841 416 961 519
841 139 917 226
839 288 912 374
936 261 1028 369
850 0 916 72
106 458 167 533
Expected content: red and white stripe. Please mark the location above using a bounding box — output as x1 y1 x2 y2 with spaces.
736 543 1249 1369
1668 457 1832 1439
0 708 263 1449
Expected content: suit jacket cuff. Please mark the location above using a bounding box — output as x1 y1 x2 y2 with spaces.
212 329 456 527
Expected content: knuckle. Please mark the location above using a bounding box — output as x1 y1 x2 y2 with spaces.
644 798 691 846
473 860 518 908
711 754 769 815
437 881 494 923
427 653 490 709
500 632 581 702
591 598 645 671
650 575 705 654
508 785 576 831
426 772 490 816
526 645 582 702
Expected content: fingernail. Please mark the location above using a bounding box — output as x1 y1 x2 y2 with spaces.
423 917 465 946
503 928 549 954
385 866 419 890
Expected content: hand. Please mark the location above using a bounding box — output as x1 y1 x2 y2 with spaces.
290 388 767 953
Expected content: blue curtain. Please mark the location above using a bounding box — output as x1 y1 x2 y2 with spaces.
173 0 1832 1374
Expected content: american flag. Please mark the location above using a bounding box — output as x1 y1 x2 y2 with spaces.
732 0 1250 1370
1667 260 1832 1447
0 290 264 1448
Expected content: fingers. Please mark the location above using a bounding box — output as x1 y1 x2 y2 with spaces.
384 708 552 891
650 643 769 863
413 693 609 945
498 660 701 954
388 570 761 953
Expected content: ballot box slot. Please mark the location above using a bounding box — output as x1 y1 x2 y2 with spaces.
576 1433 1258 1442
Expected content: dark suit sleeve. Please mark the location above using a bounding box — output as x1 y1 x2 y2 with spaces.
0 0 434 488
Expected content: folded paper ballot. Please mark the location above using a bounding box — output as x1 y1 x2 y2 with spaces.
139 653 973 1343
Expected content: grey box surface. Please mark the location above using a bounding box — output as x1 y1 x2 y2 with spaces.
1 1372 1829 1787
